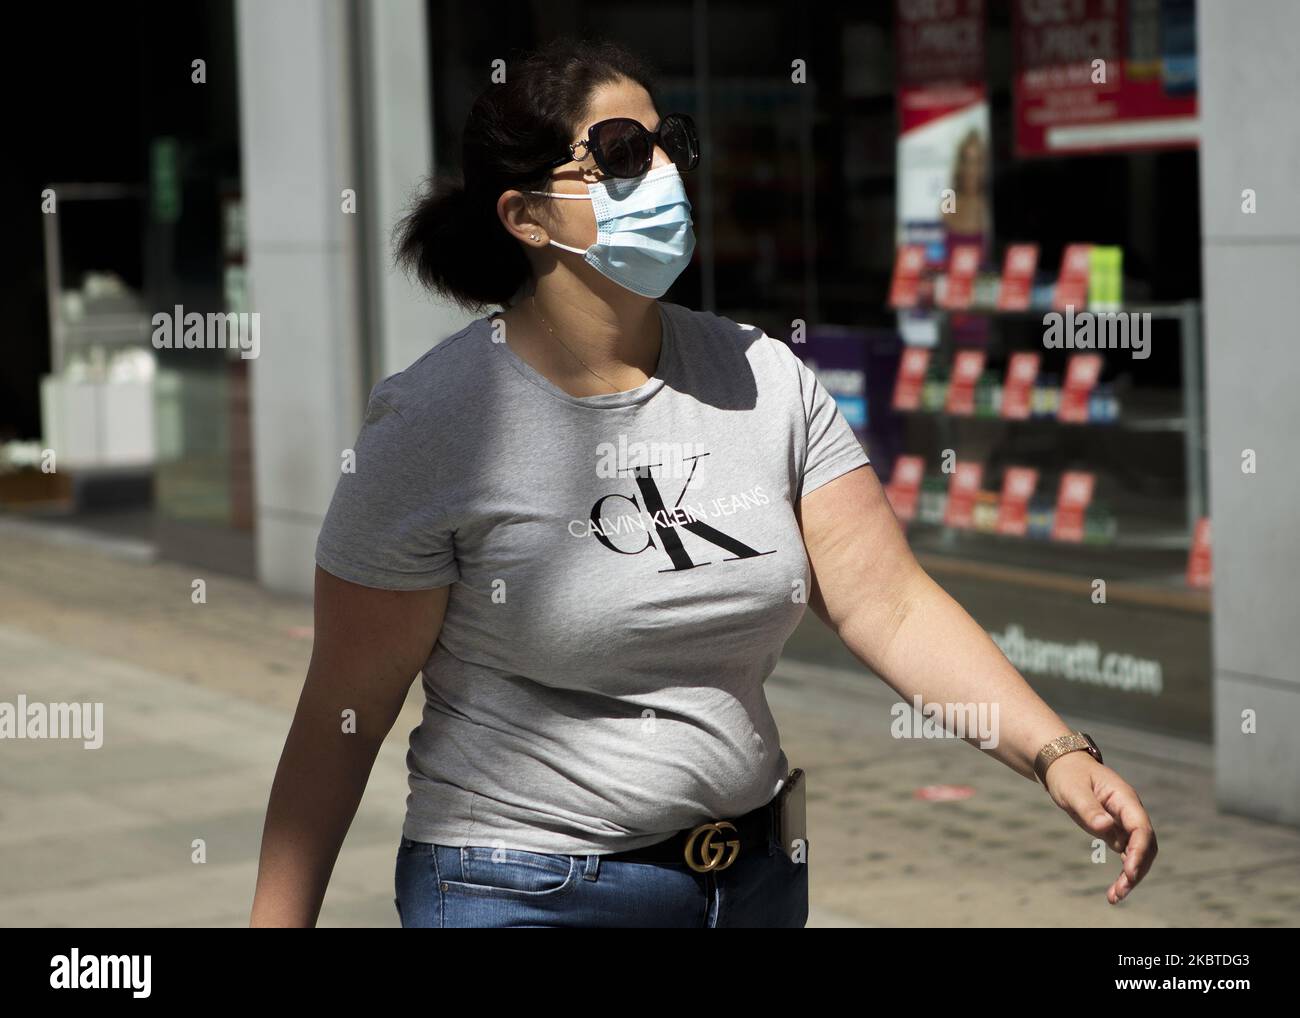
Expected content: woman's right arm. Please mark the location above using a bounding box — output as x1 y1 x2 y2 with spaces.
249 565 450 927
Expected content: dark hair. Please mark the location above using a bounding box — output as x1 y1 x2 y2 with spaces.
394 36 659 312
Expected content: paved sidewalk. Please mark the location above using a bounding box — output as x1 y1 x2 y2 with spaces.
2 518 1298 927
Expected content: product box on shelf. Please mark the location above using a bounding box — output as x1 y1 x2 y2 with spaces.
1186 517 1212 589
996 244 1039 311
1001 352 1040 419
944 462 984 529
1053 243 1093 309
918 476 949 525
1051 470 1097 542
972 490 1000 532
891 346 930 411
997 467 1040 537
885 454 925 523
1088 245 1124 311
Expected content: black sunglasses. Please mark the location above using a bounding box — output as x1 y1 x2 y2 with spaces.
537 112 700 180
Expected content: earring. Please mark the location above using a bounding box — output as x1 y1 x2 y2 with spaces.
530 233 539 241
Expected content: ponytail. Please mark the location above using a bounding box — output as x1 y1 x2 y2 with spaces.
393 175 530 313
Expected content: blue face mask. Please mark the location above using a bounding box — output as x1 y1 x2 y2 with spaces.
527 163 696 298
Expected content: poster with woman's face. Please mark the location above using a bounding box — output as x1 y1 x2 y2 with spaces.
896 101 993 268
895 97 993 347
893 0 994 346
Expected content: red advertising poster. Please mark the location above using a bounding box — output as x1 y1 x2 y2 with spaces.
894 0 991 350
888 244 927 308
896 0 986 134
1012 0 1198 158
1053 243 1093 310
941 243 981 310
1186 516 1212 589
886 454 926 523
945 461 984 529
1052 471 1096 542
1058 353 1104 423
1001 351 1041 419
894 0 990 274
997 243 1039 310
997 466 1039 536
945 349 986 415
892 346 931 411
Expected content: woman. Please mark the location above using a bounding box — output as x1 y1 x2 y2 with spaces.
946 127 989 241
249 36 1156 928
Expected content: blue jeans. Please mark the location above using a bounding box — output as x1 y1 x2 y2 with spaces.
393 826 809 928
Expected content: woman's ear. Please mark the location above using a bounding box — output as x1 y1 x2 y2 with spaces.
498 190 546 247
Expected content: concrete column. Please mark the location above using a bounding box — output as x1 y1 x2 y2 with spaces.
236 0 466 595
1199 0 1300 826
236 0 366 595
356 0 473 378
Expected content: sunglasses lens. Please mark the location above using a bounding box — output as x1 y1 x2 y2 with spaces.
594 119 651 177
661 114 699 172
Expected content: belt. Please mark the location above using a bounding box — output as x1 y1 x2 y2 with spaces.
601 796 777 873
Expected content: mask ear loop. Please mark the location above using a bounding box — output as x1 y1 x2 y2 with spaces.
523 189 594 254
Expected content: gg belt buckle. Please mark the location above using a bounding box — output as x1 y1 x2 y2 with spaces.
683 820 740 873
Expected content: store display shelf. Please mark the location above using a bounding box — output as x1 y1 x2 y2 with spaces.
62 321 153 345
894 407 1187 432
914 548 1210 614
906 525 1208 611
64 315 150 330
896 300 1197 320
885 296 1206 535
906 519 1191 555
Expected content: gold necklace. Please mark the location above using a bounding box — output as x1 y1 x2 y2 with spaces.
530 294 625 395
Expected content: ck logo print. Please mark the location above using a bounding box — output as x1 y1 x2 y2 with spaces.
567 450 776 572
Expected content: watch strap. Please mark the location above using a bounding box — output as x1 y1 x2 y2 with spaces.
1034 732 1101 785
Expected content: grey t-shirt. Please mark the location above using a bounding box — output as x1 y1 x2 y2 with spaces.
315 300 870 855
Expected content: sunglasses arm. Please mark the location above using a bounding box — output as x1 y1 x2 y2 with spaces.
550 138 591 168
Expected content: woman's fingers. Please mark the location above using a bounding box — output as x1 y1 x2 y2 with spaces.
1051 759 1158 902
1097 780 1158 902
1107 867 1132 904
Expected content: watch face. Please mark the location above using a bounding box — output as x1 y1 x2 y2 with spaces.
1082 733 1101 761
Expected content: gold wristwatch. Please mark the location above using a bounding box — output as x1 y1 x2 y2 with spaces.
1033 731 1103 786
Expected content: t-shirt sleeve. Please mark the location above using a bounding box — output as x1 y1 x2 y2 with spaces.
314 388 460 590
787 345 871 499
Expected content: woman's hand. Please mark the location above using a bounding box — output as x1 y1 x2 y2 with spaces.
799 465 1161 907
1042 752 1159 904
